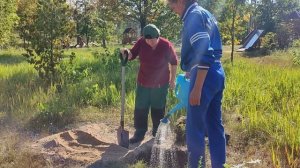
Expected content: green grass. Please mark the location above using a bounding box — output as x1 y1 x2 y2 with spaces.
0 49 41 123
222 55 300 167
0 46 299 167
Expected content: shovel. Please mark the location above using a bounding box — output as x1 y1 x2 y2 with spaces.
117 49 129 148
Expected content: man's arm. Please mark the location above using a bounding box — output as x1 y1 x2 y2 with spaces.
186 13 214 68
120 38 143 60
190 69 208 106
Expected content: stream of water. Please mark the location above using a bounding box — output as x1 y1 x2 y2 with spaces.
150 122 179 168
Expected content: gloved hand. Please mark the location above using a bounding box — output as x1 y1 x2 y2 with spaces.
120 48 132 60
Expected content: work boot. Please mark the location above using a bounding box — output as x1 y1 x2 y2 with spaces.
129 135 144 143
152 128 158 137
129 130 146 144
131 108 148 143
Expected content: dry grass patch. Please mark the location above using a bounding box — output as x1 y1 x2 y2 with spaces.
0 131 51 168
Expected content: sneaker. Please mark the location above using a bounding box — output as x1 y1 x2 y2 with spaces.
129 135 144 144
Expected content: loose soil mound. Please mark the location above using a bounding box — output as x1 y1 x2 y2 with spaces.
32 123 153 167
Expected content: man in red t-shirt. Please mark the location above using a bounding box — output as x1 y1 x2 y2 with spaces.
121 24 178 143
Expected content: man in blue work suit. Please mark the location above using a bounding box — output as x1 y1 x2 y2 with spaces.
167 0 226 167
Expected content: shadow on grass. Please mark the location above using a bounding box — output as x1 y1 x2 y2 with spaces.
0 70 41 123
240 49 270 58
0 54 26 65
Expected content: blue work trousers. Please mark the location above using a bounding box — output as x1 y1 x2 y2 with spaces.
186 61 226 168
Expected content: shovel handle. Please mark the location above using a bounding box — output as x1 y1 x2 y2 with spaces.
120 121 124 129
120 58 126 129
120 50 128 66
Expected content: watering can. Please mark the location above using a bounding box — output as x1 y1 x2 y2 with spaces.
161 74 190 123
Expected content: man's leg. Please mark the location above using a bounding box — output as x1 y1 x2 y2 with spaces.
150 108 165 136
131 85 150 143
206 90 226 168
205 63 226 168
131 108 149 143
186 101 209 168
186 68 216 168
150 84 168 136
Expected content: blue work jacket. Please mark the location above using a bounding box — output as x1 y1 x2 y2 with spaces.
180 2 222 72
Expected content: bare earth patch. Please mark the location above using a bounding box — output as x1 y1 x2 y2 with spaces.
31 123 154 167
30 121 273 168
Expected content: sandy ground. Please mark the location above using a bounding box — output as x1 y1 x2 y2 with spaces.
31 123 155 167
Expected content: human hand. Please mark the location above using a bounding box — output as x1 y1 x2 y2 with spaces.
189 69 207 106
189 88 201 106
185 72 190 79
120 48 132 60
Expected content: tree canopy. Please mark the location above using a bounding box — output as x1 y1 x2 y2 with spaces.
0 0 298 49
0 0 19 47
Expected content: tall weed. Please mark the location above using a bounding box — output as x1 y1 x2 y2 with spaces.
291 40 300 65
0 132 51 167
223 58 300 167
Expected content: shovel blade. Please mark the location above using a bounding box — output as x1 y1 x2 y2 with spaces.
117 127 129 148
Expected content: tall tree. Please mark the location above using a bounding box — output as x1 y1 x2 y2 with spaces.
91 0 120 47
198 0 226 18
256 0 276 33
0 0 19 47
16 0 38 48
153 5 181 42
73 0 96 47
119 0 165 34
219 0 248 64
248 0 258 32
256 0 299 32
23 0 75 84
230 0 246 64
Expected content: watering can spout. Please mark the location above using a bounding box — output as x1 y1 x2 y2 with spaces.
160 114 171 124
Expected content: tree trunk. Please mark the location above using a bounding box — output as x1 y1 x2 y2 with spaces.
231 5 236 65
86 31 89 47
140 16 146 35
102 38 106 48
23 36 26 49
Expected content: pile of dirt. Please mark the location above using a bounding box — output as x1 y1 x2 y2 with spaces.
31 123 154 167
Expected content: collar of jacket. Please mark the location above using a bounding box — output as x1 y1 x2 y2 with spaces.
181 2 198 21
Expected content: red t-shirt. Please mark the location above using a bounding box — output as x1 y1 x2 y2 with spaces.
130 37 178 88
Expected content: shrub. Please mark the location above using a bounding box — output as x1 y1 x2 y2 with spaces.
261 32 278 55
291 40 300 65
292 50 300 65
292 39 300 48
29 88 78 132
276 22 294 49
